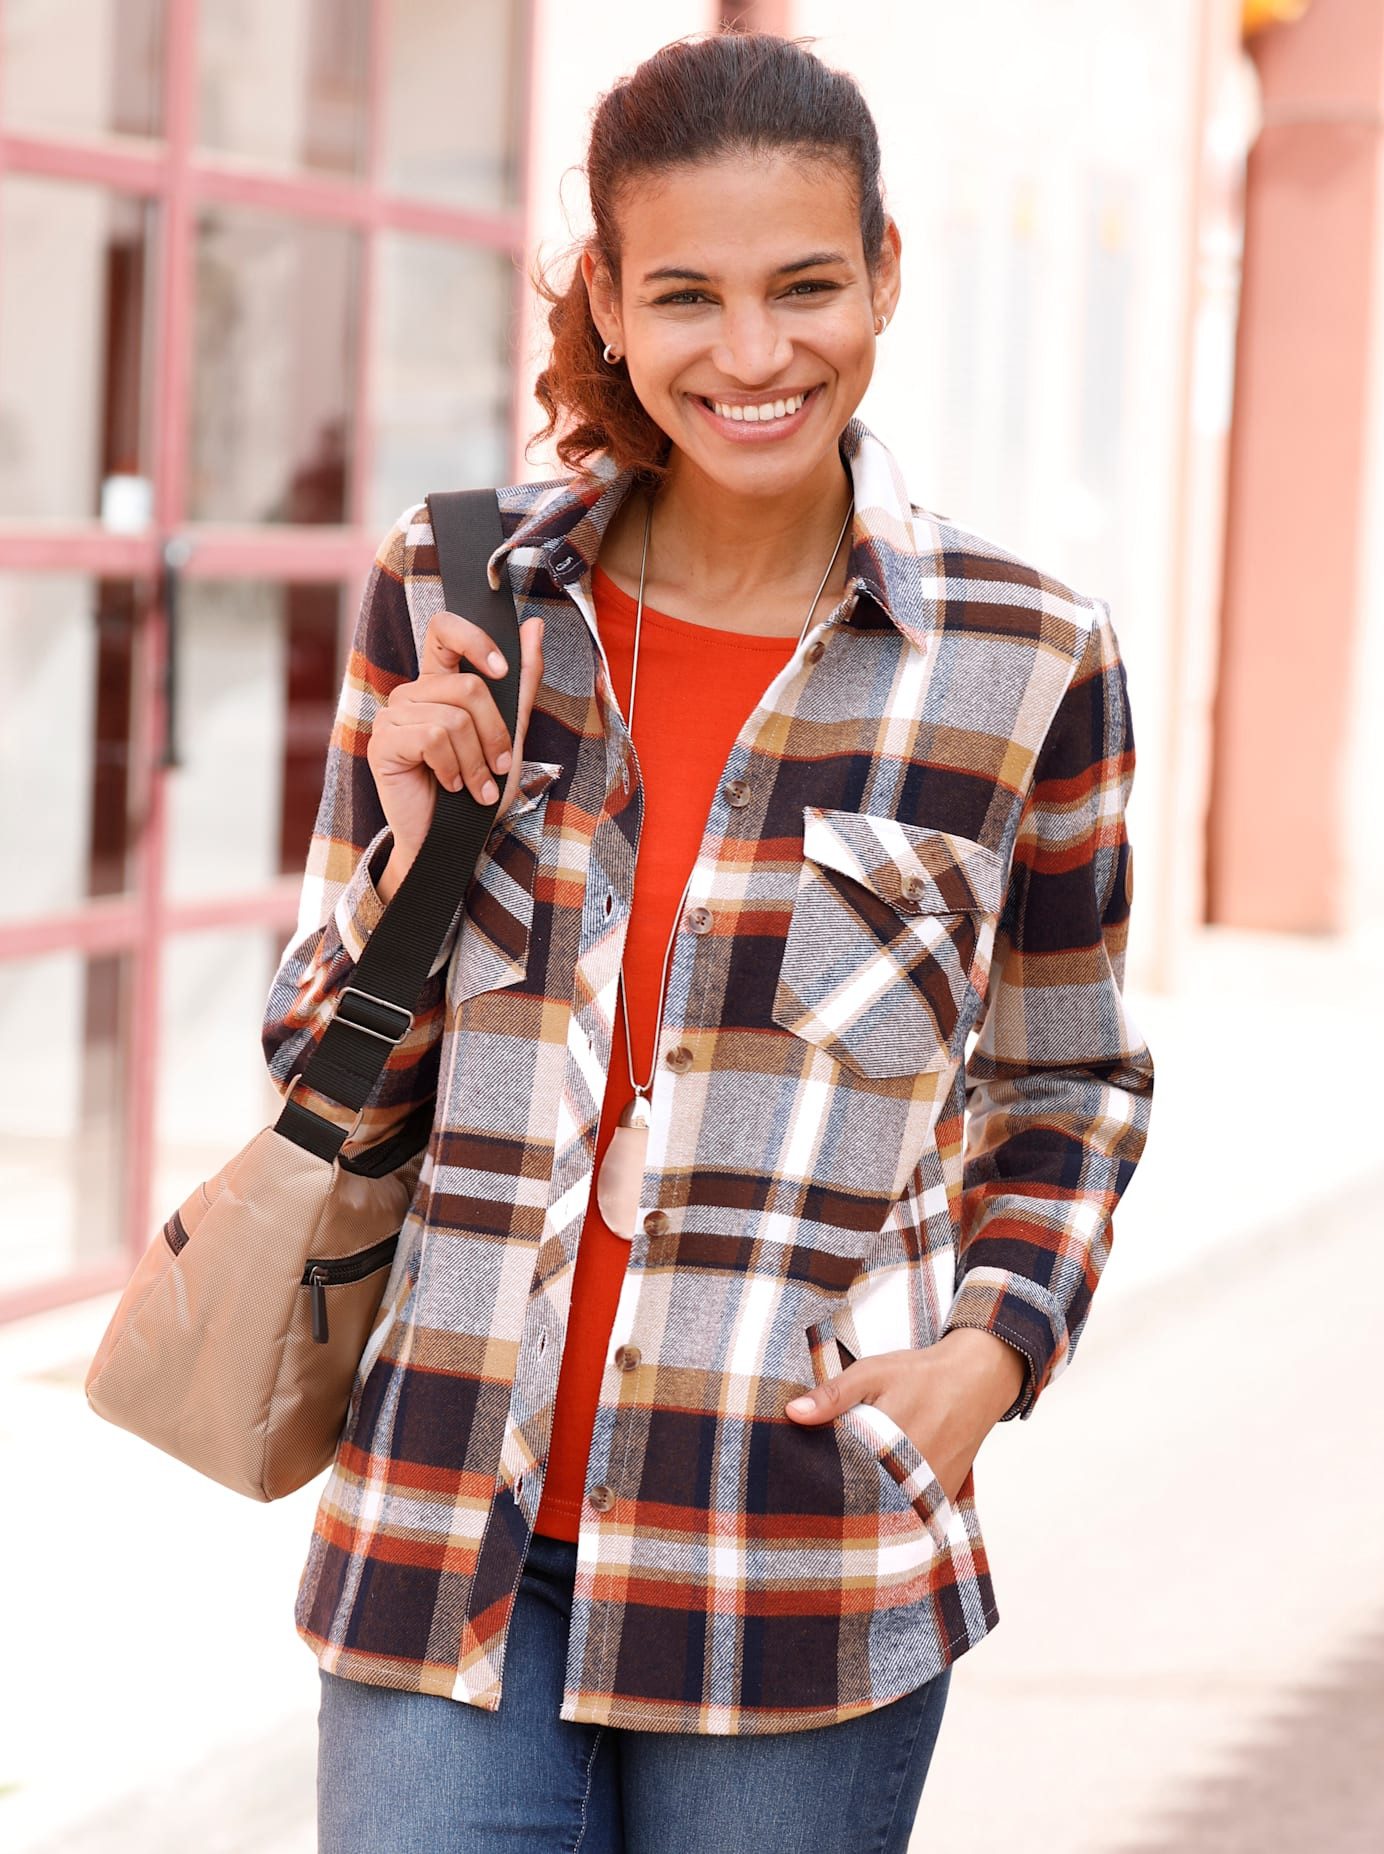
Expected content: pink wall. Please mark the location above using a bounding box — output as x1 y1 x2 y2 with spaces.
1210 0 1384 928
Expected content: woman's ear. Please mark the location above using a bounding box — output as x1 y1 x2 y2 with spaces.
580 247 622 355
872 216 903 331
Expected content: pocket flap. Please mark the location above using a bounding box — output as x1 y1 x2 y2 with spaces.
802 808 1005 915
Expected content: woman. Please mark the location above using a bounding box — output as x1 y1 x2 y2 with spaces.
267 31 1154 1854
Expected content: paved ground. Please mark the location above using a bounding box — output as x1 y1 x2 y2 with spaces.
3 923 1381 1852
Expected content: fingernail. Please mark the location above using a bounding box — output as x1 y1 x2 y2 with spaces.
495 750 512 773
481 779 499 804
487 650 506 674
785 1396 815 1415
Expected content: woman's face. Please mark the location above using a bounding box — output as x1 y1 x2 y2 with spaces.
584 151 901 503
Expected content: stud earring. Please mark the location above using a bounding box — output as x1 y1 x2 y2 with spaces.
602 340 622 364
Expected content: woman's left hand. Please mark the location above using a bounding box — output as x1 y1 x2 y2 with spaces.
783 1328 1027 1506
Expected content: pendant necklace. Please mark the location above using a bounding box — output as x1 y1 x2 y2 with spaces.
594 486 856 1239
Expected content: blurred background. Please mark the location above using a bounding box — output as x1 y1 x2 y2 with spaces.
1 1 1381 1850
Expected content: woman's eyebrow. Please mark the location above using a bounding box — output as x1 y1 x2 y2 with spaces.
640 250 851 286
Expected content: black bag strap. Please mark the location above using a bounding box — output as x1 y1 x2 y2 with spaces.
276 489 521 1161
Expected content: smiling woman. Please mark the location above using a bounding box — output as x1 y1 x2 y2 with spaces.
276 28 1155 1854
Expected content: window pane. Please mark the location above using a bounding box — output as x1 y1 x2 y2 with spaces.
382 0 523 211
165 580 345 901
0 952 129 1294
189 207 358 524
0 575 142 917
154 930 284 1218
1 0 164 141
198 0 369 178
0 179 155 524
370 234 513 529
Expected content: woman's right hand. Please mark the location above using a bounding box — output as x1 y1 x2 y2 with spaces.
366 608 545 903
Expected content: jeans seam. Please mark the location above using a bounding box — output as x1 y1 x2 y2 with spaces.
875 1683 932 1854
571 1724 607 1854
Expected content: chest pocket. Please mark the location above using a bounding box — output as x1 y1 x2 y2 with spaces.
771 806 1006 1081
445 761 561 1009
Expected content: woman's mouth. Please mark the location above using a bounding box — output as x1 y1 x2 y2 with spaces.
691 385 822 442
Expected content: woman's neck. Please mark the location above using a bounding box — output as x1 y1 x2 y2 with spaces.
654 450 852 597
597 447 855 635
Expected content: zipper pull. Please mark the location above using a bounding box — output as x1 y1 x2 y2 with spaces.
308 1265 330 1344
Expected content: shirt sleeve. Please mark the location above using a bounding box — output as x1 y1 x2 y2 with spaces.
260 505 464 1149
940 600 1156 1420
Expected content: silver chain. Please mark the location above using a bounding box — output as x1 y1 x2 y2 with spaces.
616 488 855 1100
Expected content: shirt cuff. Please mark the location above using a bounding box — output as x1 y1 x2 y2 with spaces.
941 1263 1065 1422
332 827 394 966
331 827 465 983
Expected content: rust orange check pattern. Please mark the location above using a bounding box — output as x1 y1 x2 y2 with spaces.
264 419 1154 1734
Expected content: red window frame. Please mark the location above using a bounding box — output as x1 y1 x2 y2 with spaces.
0 0 536 1321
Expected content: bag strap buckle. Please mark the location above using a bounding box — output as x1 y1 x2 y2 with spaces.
336 986 414 1047
276 1072 368 1161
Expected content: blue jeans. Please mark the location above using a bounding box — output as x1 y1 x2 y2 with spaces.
317 1530 952 1853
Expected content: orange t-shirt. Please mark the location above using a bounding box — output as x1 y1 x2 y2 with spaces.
532 566 798 1541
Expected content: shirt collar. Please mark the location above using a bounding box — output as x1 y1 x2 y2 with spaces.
487 418 939 654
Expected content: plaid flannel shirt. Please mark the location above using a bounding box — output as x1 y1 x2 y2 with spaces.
264 418 1154 1735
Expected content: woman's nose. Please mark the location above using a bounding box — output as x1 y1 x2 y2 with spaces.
711 307 793 385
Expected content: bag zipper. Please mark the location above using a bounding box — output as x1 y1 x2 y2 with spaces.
302 1232 400 1344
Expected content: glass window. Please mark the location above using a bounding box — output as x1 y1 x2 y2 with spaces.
0 574 143 918
0 180 155 524
154 929 285 1217
382 0 523 211
198 0 370 178
0 951 129 1295
370 233 513 530
188 206 359 524
165 580 346 901
0 0 164 142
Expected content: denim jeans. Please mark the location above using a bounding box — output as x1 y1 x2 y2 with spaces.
316 1529 952 1853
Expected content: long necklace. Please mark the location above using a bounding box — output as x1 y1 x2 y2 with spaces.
594 487 856 1239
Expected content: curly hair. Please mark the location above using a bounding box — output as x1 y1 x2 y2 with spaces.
531 33 888 482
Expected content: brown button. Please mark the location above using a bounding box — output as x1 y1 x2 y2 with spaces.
614 1344 642 1371
805 638 826 664
665 1044 694 1072
685 906 712 935
901 872 927 904
723 779 751 809
587 1483 615 1512
643 1210 670 1238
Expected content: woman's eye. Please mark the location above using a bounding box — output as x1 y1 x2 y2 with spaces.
651 281 838 307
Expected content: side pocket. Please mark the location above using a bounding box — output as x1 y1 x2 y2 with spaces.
806 1318 956 1553
341 1234 421 1436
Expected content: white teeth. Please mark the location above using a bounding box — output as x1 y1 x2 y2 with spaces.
708 391 807 424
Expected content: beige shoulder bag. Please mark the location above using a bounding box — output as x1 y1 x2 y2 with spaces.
84 489 519 1500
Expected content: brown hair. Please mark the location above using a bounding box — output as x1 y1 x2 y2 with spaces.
531 32 888 482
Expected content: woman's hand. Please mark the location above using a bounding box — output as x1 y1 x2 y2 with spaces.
368 610 545 903
783 1328 1027 1506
